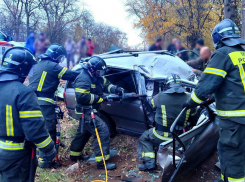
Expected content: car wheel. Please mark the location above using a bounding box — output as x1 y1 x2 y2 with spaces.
100 113 117 138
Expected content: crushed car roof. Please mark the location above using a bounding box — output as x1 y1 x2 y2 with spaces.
100 53 194 80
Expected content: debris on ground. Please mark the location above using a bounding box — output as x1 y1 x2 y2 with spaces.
36 101 220 182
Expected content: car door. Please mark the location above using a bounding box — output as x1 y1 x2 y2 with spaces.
101 70 149 135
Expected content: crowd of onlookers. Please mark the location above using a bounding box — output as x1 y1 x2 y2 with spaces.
149 37 212 76
25 32 95 68
25 31 211 76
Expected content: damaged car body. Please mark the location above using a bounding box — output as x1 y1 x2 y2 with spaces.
63 50 219 181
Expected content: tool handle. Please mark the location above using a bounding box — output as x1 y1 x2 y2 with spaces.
170 107 187 133
29 147 36 182
80 113 85 133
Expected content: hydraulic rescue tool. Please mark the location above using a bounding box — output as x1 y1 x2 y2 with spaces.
55 106 71 166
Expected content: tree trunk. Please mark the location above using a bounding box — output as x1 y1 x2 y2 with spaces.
224 0 238 24
242 0 245 39
26 14 30 37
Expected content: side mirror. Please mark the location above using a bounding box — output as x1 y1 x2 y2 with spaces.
6 36 12 42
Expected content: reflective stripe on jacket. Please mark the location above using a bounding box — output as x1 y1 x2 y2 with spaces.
74 68 117 110
0 79 54 153
29 59 79 105
151 92 192 128
188 45 245 123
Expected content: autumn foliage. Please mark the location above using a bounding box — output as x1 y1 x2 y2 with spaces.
125 0 225 49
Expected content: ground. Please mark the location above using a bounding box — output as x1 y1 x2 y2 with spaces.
35 102 221 182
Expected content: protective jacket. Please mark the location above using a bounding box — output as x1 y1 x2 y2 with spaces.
29 58 79 106
70 64 118 163
0 73 54 158
74 64 117 112
151 92 192 129
138 90 193 163
188 44 245 124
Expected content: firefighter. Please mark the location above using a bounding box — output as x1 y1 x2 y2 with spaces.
138 74 194 171
183 19 245 182
70 56 124 170
0 47 55 181
28 44 80 168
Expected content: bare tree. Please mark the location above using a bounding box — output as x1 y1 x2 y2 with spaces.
2 0 24 41
21 0 40 36
39 0 83 43
224 0 239 24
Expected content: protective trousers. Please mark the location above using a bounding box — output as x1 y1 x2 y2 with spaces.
0 149 37 182
39 105 56 167
218 118 245 182
70 112 110 162
138 128 172 162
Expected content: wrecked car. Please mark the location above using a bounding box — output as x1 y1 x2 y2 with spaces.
63 50 219 181
64 50 195 136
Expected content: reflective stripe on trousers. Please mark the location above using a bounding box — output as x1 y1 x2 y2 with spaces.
153 128 172 141
70 151 82 156
221 174 245 182
95 154 110 162
142 152 155 158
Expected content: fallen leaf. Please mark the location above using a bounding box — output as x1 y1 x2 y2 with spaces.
132 158 136 162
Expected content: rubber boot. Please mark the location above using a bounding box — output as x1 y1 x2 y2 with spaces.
97 161 116 170
213 180 223 182
138 159 156 171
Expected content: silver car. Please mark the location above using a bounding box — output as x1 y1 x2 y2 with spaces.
63 50 218 181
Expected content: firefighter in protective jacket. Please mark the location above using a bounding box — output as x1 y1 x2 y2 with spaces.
138 74 195 171
29 44 80 168
184 19 245 182
70 56 124 170
0 47 55 181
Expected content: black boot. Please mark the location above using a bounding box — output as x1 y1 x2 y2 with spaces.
138 159 156 171
50 161 62 168
70 155 90 162
81 155 90 161
97 161 116 170
213 180 223 182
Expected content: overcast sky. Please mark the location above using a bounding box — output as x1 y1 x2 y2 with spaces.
85 0 143 47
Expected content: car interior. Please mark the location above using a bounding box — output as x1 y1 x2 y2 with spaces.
105 68 137 93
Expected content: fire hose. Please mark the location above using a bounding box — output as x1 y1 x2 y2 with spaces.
91 106 108 182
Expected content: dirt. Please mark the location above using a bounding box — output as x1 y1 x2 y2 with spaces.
36 101 221 182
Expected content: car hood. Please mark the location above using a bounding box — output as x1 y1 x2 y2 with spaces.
103 54 194 79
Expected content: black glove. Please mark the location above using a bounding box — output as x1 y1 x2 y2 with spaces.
102 95 108 102
202 97 215 106
116 87 124 96
43 147 56 164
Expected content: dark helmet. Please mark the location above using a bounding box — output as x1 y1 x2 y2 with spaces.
88 56 107 77
0 47 37 77
212 19 245 48
164 74 186 93
39 44 67 62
